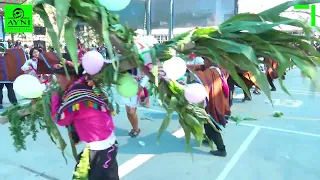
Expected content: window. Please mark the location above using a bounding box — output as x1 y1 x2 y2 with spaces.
174 0 236 28
116 0 146 29
115 0 237 30
151 0 170 29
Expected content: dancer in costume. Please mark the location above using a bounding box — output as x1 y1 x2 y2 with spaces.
122 68 149 138
51 61 119 180
264 57 278 91
188 57 230 157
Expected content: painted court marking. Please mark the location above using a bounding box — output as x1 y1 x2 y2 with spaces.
233 108 320 121
266 99 303 108
117 105 320 179
118 105 185 178
118 127 185 178
172 128 185 138
215 127 261 180
119 154 155 178
237 122 320 138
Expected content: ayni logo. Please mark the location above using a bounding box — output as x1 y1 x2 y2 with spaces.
4 5 33 33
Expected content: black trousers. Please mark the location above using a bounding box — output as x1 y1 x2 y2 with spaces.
0 83 18 105
204 124 226 151
267 73 276 89
73 144 119 180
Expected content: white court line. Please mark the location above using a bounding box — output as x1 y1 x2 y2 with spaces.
119 154 155 178
288 89 320 94
118 128 184 178
172 128 185 138
118 105 186 178
235 122 320 137
215 127 261 180
118 114 184 178
117 105 320 178
279 91 320 96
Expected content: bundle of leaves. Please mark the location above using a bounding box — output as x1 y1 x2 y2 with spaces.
2 81 68 161
3 0 320 157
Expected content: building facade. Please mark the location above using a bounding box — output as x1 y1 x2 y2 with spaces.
117 0 238 38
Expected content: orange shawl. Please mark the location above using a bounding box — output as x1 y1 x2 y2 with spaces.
264 58 279 79
195 68 230 127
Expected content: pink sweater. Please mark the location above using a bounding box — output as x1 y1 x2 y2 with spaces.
51 95 115 143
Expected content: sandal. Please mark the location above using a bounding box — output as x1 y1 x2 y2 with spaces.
128 129 141 138
253 90 260 95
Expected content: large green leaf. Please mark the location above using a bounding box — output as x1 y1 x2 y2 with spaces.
41 93 68 161
197 37 258 64
55 0 71 36
70 0 99 19
229 53 271 101
99 5 119 81
220 13 263 27
33 4 69 77
64 19 79 73
289 54 317 79
33 5 61 58
194 45 253 99
219 20 295 34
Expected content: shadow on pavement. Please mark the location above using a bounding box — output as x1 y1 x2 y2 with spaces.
115 127 130 136
118 130 208 156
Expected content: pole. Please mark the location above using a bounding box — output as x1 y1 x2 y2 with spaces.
146 0 152 35
168 0 174 39
235 0 239 14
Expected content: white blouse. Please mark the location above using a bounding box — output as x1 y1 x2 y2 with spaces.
21 59 38 77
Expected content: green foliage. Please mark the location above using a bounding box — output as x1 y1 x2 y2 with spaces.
3 0 318 155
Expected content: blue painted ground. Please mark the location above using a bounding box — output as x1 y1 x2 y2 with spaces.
1 67 320 180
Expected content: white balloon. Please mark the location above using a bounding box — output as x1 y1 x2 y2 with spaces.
13 75 44 99
163 57 187 80
99 0 131 11
40 83 47 92
82 50 105 75
184 83 207 104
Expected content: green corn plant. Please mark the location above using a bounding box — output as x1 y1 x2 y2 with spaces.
3 0 320 156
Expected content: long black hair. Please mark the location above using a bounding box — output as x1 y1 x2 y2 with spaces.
29 47 41 59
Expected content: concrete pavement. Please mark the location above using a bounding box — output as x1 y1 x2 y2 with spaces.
1 67 320 180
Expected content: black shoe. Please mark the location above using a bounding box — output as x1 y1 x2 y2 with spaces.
242 96 251 102
210 150 227 157
128 129 141 138
271 87 276 91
